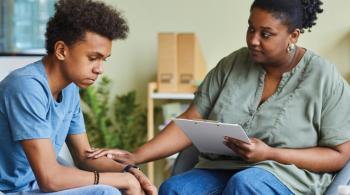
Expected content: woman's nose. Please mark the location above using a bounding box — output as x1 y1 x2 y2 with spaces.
247 33 260 47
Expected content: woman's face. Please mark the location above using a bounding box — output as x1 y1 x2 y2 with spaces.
246 8 294 65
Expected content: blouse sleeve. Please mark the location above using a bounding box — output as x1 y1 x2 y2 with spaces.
319 65 350 147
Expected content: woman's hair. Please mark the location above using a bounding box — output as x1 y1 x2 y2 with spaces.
250 0 323 33
45 0 129 54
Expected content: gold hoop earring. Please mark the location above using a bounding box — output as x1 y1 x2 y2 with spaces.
287 43 296 53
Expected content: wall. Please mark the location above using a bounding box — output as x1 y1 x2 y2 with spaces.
0 56 42 80
102 0 350 103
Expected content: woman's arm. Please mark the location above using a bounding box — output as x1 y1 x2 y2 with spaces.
224 137 350 172
133 103 203 164
86 103 203 165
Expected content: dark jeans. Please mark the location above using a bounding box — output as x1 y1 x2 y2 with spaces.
159 167 294 195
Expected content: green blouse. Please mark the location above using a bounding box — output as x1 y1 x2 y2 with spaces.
193 47 350 194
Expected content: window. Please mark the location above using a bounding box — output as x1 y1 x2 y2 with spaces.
0 0 55 55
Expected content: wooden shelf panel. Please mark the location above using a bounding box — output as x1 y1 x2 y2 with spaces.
151 92 194 100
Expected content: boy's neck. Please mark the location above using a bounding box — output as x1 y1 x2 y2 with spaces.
43 55 71 101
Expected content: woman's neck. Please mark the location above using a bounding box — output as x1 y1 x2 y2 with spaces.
264 47 302 79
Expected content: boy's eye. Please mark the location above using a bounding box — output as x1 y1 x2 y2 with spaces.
88 57 98 61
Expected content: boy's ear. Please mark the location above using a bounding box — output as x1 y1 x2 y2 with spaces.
54 41 67 60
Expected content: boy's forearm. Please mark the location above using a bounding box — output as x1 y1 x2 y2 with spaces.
76 156 125 172
40 165 132 192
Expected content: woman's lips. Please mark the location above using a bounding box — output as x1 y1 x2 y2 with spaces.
249 49 262 57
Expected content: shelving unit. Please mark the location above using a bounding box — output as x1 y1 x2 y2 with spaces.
147 82 194 183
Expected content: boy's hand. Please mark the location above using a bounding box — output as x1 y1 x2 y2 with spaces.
128 167 158 195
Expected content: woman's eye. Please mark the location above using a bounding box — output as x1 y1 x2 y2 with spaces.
261 32 271 38
248 26 255 33
89 57 98 61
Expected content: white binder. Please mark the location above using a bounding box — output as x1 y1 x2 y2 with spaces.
173 118 250 156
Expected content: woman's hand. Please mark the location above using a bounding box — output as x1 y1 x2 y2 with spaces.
128 167 158 195
86 148 137 165
223 136 273 162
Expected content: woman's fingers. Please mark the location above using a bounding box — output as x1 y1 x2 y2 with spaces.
86 148 127 158
224 136 252 151
85 148 137 165
223 140 246 156
92 150 110 158
86 149 108 158
86 147 99 153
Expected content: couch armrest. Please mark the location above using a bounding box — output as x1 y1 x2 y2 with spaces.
324 160 350 195
57 143 75 167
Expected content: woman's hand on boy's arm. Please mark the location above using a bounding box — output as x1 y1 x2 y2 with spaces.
86 148 138 165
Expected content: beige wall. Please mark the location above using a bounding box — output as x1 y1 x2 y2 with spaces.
103 0 350 103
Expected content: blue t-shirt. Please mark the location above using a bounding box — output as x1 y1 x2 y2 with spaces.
0 60 85 193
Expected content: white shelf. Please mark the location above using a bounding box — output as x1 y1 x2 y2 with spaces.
147 83 195 183
151 92 194 100
167 153 179 160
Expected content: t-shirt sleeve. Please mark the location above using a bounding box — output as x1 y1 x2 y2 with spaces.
319 66 350 147
4 77 51 141
193 56 232 118
67 86 86 134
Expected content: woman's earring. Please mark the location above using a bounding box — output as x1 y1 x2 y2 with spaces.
287 43 296 53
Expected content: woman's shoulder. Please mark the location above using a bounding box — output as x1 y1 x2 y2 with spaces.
303 50 344 82
304 49 336 73
215 47 251 70
303 49 347 93
225 47 250 61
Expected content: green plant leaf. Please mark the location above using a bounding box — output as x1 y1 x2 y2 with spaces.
80 76 147 151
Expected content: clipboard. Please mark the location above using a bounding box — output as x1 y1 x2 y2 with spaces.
173 118 250 156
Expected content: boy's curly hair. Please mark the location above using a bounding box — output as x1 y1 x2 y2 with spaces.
45 0 129 54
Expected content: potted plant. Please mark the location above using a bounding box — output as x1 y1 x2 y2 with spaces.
80 76 147 151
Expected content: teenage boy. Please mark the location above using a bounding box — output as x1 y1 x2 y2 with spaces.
0 0 156 194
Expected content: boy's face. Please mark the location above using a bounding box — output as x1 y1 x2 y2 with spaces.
61 31 112 88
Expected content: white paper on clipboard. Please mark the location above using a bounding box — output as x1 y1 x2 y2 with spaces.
173 118 250 156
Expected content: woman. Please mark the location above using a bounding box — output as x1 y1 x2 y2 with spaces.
88 0 350 194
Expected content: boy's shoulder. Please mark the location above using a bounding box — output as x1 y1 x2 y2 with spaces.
0 61 49 99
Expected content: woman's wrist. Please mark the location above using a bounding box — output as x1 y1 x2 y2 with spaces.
132 150 144 164
123 164 139 172
267 147 279 161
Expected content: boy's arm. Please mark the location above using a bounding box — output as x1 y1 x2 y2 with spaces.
65 133 158 194
21 139 142 193
65 133 125 172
